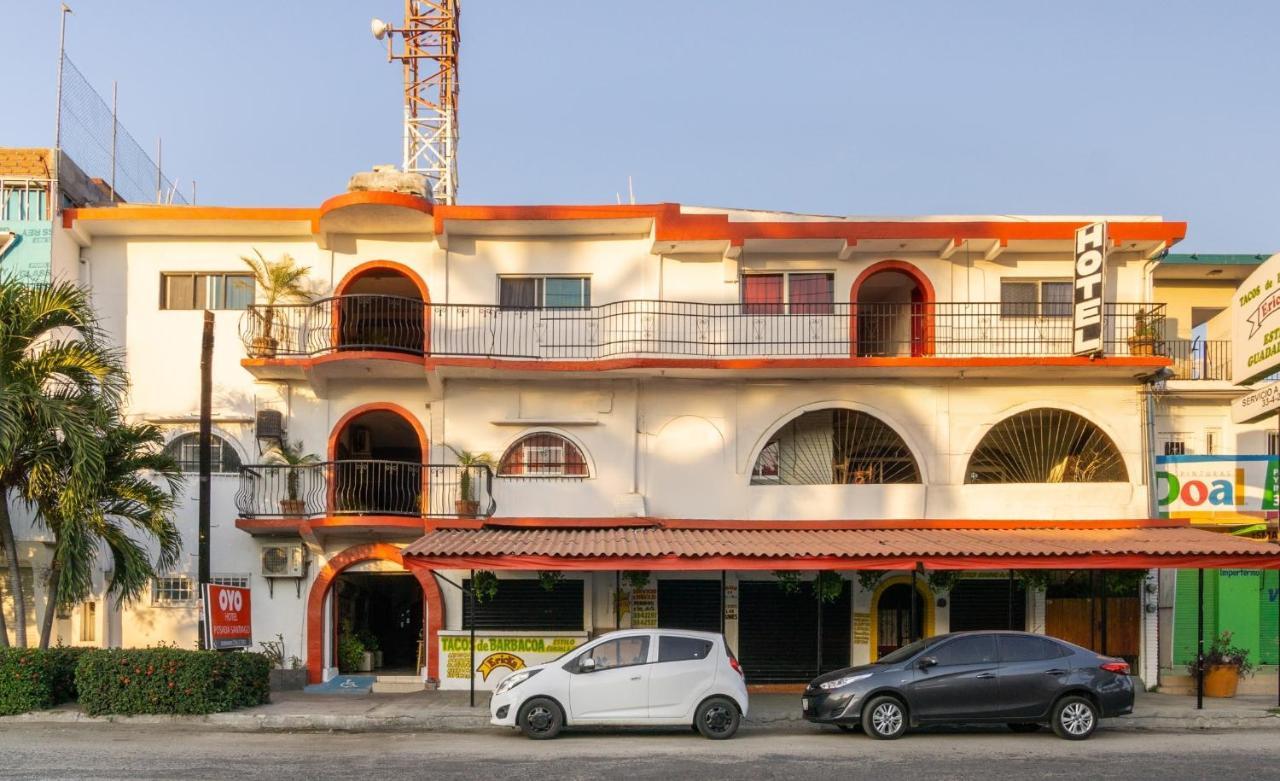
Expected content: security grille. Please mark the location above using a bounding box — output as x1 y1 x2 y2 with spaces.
966 408 1127 484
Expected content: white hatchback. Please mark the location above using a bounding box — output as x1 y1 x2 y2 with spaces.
489 629 749 739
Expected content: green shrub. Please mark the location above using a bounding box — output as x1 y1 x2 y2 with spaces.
0 646 89 716
75 647 270 716
45 646 90 704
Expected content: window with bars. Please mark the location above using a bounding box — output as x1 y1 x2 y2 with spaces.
498 276 591 309
1269 432 1279 456
1163 437 1188 456
163 433 243 473
211 574 250 588
966 408 1128 483
152 577 194 606
160 272 256 310
1204 429 1220 456
1000 279 1073 318
750 409 920 485
498 433 589 477
741 272 835 315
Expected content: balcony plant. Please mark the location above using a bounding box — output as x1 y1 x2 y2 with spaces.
1187 630 1254 698
265 439 319 517
448 447 494 517
1126 308 1158 357
241 249 313 358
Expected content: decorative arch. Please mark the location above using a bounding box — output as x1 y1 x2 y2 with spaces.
849 260 935 357
327 402 430 462
162 429 247 473
964 407 1127 484
332 261 431 355
498 429 593 478
334 260 431 302
868 575 935 662
306 542 444 684
747 402 925 485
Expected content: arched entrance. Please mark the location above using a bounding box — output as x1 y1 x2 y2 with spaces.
305 542 443 684
869 576 934 660
329 403 428 516
851 261 934 357
333 261 430 354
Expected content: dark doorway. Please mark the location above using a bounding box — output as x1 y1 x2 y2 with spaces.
949 578 1027 631
333 409 423 515
876 583 925 659
335 571 423 673
738 580 851 683
658 580 722 633
337 269 426 354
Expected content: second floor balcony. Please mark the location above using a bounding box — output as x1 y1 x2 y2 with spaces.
240 295 1169 379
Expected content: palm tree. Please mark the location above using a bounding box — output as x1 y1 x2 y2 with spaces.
0 278 126 647
240 250 313 357
29 407 183 648
265 439 320 515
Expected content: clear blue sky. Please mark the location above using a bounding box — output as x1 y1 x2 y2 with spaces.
5 0 1277 252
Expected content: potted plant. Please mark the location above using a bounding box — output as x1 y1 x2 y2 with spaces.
1188 630 1255 698
265 439 319 516
359 629 383 669
1126 308 1158 357
337 631 366 674
449 447 494 517
241 249 313 358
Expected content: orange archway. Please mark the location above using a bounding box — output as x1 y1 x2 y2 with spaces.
327 402 430 517
849 260 935 357
306 542 445 684
335 260 431 302
331 261 431 355
327 401 430 462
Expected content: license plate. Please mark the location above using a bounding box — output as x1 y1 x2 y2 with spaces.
802 698 809 709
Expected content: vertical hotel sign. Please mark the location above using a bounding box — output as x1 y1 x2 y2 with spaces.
1073 222 1107 355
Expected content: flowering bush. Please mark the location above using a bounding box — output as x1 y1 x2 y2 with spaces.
0 646 88 716
75 647 270 716
1186 631 1256 679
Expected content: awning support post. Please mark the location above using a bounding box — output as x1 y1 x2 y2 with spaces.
815 571 824 678
469 569 476 709
910 568 918 643
720 570 726 637
615 570 621 631
1196 567 1204 711
1007 570 1015 630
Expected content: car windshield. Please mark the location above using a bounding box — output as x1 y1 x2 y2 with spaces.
874 637 935 665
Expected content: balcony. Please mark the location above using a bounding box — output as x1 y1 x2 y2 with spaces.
234 461 495 536
1166 340 1232 382
240 295 1169 380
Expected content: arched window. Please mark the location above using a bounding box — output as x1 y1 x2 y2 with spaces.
965 408 1127 484
751 409 920 485
499 433 588 477
164 432 243 473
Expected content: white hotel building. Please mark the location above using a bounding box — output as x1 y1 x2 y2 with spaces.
15 181 1279 692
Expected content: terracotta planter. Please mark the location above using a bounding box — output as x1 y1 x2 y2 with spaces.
1127 337 1156 357
279 498 306 517
1203 664 1240 698
455 499 480 517
251 335 278 358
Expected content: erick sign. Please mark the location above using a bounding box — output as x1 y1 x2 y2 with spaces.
1073 222 1107 356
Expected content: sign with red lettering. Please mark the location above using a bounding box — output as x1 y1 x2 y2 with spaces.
1072 222 1107 356
203 584 252 651
1231 252 1280 385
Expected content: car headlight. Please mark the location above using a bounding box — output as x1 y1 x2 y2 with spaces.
494 669 540 695
819 673 872 691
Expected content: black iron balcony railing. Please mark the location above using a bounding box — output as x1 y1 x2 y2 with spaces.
241 295 1168 361
235 460 495 519
1166 339 1231 381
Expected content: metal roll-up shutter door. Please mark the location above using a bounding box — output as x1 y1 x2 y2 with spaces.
738 580 851 683
657 580 722 633
949 578 1027 632
462 579 584 631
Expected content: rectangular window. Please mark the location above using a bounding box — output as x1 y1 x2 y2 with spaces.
741 272 834 315
160 273 256 310
1269 432 1279 456
79 601 96 643
498 276 590 309
1204 429 1220 456
658 635 714 663
1162 437 1187 456
152 576 194 606
1000 279 1072 318
211 574 250 588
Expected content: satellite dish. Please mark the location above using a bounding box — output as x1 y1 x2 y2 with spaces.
371 18 390 40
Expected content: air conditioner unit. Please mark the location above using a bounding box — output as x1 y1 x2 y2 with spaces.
255 410 285 444
261 543 306 578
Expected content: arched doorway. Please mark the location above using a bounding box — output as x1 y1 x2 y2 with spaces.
329 404 427 516
305 543 443 684
333 262 429 354
870 577 934 660
852 261 934 357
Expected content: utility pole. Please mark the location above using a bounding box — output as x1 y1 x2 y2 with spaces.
197 311 214 649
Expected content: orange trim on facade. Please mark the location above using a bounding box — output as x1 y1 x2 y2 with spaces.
327 401 429 462
62 205 315 229
436 517 1188 532
848 260 937 357
331 260 432 355
315 190 433 232
306 542 444 684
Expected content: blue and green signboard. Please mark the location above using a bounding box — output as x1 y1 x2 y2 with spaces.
0 219 53 285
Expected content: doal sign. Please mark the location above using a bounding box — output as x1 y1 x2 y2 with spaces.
1156 454 1279 524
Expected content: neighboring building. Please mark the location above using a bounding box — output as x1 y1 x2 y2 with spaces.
1151 253 1279 688
10 182 1279 692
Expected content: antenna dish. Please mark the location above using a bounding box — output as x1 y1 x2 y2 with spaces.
371 18 390 40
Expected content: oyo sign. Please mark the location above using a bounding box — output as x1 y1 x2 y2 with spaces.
1072 223 1108 356
1156 454 1279 524
204 584 252 651
1231 252 1280 385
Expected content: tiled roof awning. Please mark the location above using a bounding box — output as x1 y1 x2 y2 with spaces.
400 519 1280 571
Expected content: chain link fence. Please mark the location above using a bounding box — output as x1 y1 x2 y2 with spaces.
58 54 187 205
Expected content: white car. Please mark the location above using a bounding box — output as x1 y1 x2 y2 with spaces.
489 629 749 740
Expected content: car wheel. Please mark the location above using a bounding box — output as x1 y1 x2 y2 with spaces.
517 697 564 740
1007 723 1041 733
862 695 907 740
1051 695 1098 741
695 696 741 740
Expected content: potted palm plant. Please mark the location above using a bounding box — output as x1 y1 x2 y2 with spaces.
241 249 313 358
449 447 494 517
1126 308 1157 357
266 439 319 517
1189 631 1254 698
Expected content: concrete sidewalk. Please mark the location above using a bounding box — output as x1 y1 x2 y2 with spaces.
4 689 1278 734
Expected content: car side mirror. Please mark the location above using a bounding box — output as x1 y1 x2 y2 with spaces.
917 656 938 670
579 657 596 673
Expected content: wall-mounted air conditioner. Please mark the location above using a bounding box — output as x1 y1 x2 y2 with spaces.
260 543 305 578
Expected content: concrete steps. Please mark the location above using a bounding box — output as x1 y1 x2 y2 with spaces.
371 675 428 694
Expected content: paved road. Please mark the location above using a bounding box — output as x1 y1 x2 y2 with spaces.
2 723 1277 780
